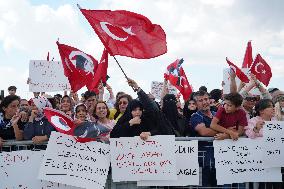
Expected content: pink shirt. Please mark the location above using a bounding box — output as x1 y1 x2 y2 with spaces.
245 116 277 139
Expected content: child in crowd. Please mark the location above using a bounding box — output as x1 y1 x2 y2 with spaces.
74 103 88 122
210 92 247 140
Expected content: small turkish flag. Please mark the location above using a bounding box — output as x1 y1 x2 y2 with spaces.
250 54 272 86
44 107 75 135
164 59 192 101
226 58 250 83
242 41 253 68
79 9 167 59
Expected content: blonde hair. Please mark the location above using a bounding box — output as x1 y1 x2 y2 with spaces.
275 102 284 121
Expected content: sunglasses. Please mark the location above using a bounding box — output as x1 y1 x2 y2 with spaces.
119 101 128 105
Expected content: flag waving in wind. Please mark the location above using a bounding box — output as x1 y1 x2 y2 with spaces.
89 48 109 91
226 57 250 83
164 59 192 101
56 42 98 92
79 8 167 59
242 41 253 68
250 54 272 86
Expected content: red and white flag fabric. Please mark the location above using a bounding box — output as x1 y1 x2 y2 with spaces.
44 108 111 143
79 8 167 59
226 57 250 83
242 41 253 68
89 48 109 91
250 54 272 86
164 59 192 101
44 108 75 135
56 41 98 92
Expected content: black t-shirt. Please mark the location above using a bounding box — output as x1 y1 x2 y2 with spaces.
0 114 24 140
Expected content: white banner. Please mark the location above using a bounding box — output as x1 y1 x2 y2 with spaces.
0 150 79 189
151 81 177 100
29 60 71 92
263 121 284 167
110 135 176 182
137 140 199 186
38 132 110 189
214 138 282 185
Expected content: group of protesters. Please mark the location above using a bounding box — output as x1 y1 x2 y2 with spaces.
0 72 284 189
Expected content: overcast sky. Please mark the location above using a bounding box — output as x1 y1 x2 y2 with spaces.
0 0 283 99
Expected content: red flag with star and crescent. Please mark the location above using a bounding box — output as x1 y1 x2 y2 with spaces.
164 59 192 101
79 8 167 59
250 54 272 86
242 41 253 68
89 48 109 91
57 42 98 92
226 57 250 83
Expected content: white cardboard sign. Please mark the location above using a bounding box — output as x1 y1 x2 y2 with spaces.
38 132 110 189
262 121 284 167
214 138 282 185
110 135 176 182
29 60 71 92
151 81 177 100
0 150 80 189
137 140 199 186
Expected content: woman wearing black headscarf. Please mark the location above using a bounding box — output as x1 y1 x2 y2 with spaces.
110 79 174 140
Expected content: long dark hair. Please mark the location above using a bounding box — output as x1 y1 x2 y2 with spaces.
0 95 20 114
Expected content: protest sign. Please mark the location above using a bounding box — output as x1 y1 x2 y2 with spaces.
262 121 284 167
110 135 176 182
223 68 260 95
29 60 71 92
214 138 282 185
137 140 199 186
38 132 110 189
151 81 177 100
0 150 79 189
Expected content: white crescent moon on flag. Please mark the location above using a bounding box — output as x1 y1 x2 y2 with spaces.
51 115 71 131
100 22 135 41
255 62 264 73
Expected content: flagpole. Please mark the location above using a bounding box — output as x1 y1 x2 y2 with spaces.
112 56 137 92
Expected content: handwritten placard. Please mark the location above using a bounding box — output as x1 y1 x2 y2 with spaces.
110 135 176 182
29 60 71 92
0 150 80 189
214 138 282 185
137 140 199 186
151 81 177 100
262 121 284 167
38 132 110 189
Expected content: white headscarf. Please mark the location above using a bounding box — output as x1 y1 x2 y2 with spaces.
31 96 52 121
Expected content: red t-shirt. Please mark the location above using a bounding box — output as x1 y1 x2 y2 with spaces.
215 106 248 129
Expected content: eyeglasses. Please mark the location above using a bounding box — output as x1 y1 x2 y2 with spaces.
119 101 128 105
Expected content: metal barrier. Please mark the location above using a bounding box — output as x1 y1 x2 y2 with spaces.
1 137 281 189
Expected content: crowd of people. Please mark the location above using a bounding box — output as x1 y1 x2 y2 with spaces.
0 73 283 188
